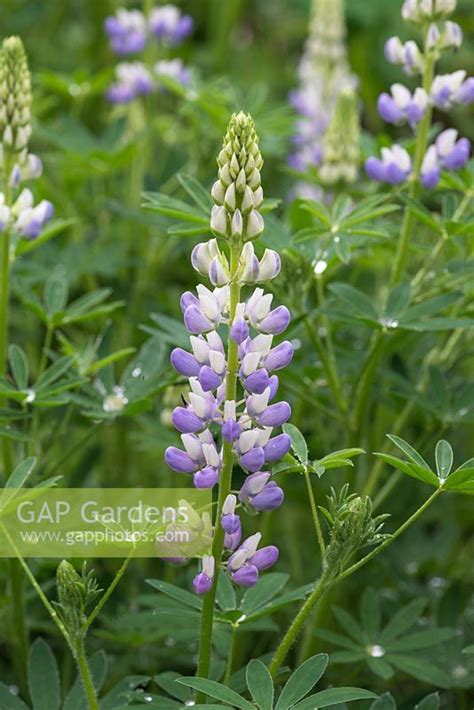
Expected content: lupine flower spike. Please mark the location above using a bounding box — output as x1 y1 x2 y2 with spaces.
289 0 357 197
367 0 472 189
0 37 53 240
166 112 292 592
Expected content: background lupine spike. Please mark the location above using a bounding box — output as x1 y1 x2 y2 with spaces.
0 35 32 162
320 88 360 184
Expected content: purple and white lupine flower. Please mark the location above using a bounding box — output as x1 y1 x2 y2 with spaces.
0 38 54 240
154 59 191 88
384 37 424 75
431 71 474 109
421 128 471 187
227 533 279 587
377 85 428 127
104 9 147 55
149 5 193 45
365 146 412 185
402 0 456 23
193 555 215 595
106 62 153 104
368 1 471 190
165 113 292 592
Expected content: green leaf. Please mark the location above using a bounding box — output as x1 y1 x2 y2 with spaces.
101 676 151 709
8 345 29 389
386 628 458 651
369 692 396 710
28 638 60 710
283 423 308 464
246 660 274 710
44 271 69 316
275 654 328 710
399 195 442 233
443 464 474 494
177 174 212 213
0 683 29 709
333 606 365 643
389 654 449 687
35 357 74 391
462 645 474 654
240 573 289 616
293 687 377 708
176 678 254 709
1 457 37 509
361 588 381 638
333 236 351 264
299 199 332 226
366 656 394 679
415 693 440 710
15 218 76 256
379 599 426 643
385 283 411 319
153 671 192 702
435 440 454 480
329 283 379 319
373 453 439 487
216 572 237 612
146 579 202 611
386 435 432 471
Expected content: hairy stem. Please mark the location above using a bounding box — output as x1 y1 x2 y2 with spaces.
196 242 242 700
75 637 99 710
303 467 326 565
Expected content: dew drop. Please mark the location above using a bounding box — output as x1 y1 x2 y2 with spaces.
8 685 20 696
25 388 36 403
132 367 142 378
367 644 385 658
313 259 328 276
452 665 468 679
144 695 153 703
103 386 129 413
185 701 196 707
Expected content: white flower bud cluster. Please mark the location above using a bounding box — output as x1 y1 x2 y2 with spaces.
0 37 32 163
210 111 264 243
402 0 456 23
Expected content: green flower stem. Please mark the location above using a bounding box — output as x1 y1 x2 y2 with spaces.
196 242 242 702
268 566 333 678
75 637 99 710
83 551 134 632
268 486 442 676
0 522 72 651
303 467 326 565
224 625 238 684
390 42 436 287
304 319 348 423
349 329 386 441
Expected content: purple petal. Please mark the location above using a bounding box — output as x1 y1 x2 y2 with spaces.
264 434 291 462
243 369 269 394
442 138 471 170
365 157 387 182
258 306 291 335
222 418 241 442
165 447 196 473
184 305 214 334
222 513 241 535
171 407 203 433
170 348 200 377
248 545 279 571
230 564 259 587
198 366 222 391
268 375 279 400
251 483 284 511
193 466 219 488
180 291 199 313
239 447 266 472
421 167 441 189
263 341 294 371
377 94 404 124
224 528 242 550
256 401 292 427
231 318 250 344
193 572 213 595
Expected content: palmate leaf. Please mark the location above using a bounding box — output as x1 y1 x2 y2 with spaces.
282 423 308 464
370 692 396 710
8 345 29 389
415 693 440 710
146 579 202 611
275 654 328 710
0 683 29 709
240 573 289 616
